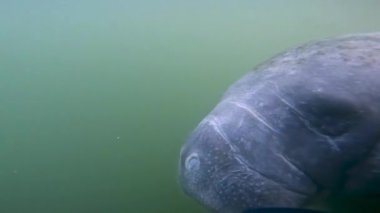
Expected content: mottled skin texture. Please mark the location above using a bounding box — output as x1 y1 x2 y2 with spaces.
178 33 380 213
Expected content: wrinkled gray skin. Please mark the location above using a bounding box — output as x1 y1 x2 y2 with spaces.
178 33 380 213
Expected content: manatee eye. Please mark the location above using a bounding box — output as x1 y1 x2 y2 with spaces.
185 153 200 171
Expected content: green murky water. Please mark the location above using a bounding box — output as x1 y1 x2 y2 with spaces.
1 0 380 212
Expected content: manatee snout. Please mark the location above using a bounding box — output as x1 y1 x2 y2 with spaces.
179 117 314 212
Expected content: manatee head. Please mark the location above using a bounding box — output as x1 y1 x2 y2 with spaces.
179 33 380 212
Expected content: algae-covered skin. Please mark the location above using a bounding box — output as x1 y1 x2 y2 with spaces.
178 33 380 213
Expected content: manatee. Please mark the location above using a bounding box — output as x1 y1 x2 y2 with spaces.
178 32 380 213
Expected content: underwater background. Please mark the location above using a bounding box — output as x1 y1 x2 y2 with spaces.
1 0 380 212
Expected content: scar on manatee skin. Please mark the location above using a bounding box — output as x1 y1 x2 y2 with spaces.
229 101 280 134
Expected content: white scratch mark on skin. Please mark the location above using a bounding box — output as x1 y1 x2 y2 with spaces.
275 93 303 115
274 153 309 180
229 101 281 134
279 101 340 151
273 93 340 151
208 117 239 153
303 121 340 152
269 82 340 152
269 81 305 116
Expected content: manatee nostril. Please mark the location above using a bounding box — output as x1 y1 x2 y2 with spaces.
185 153 200 171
